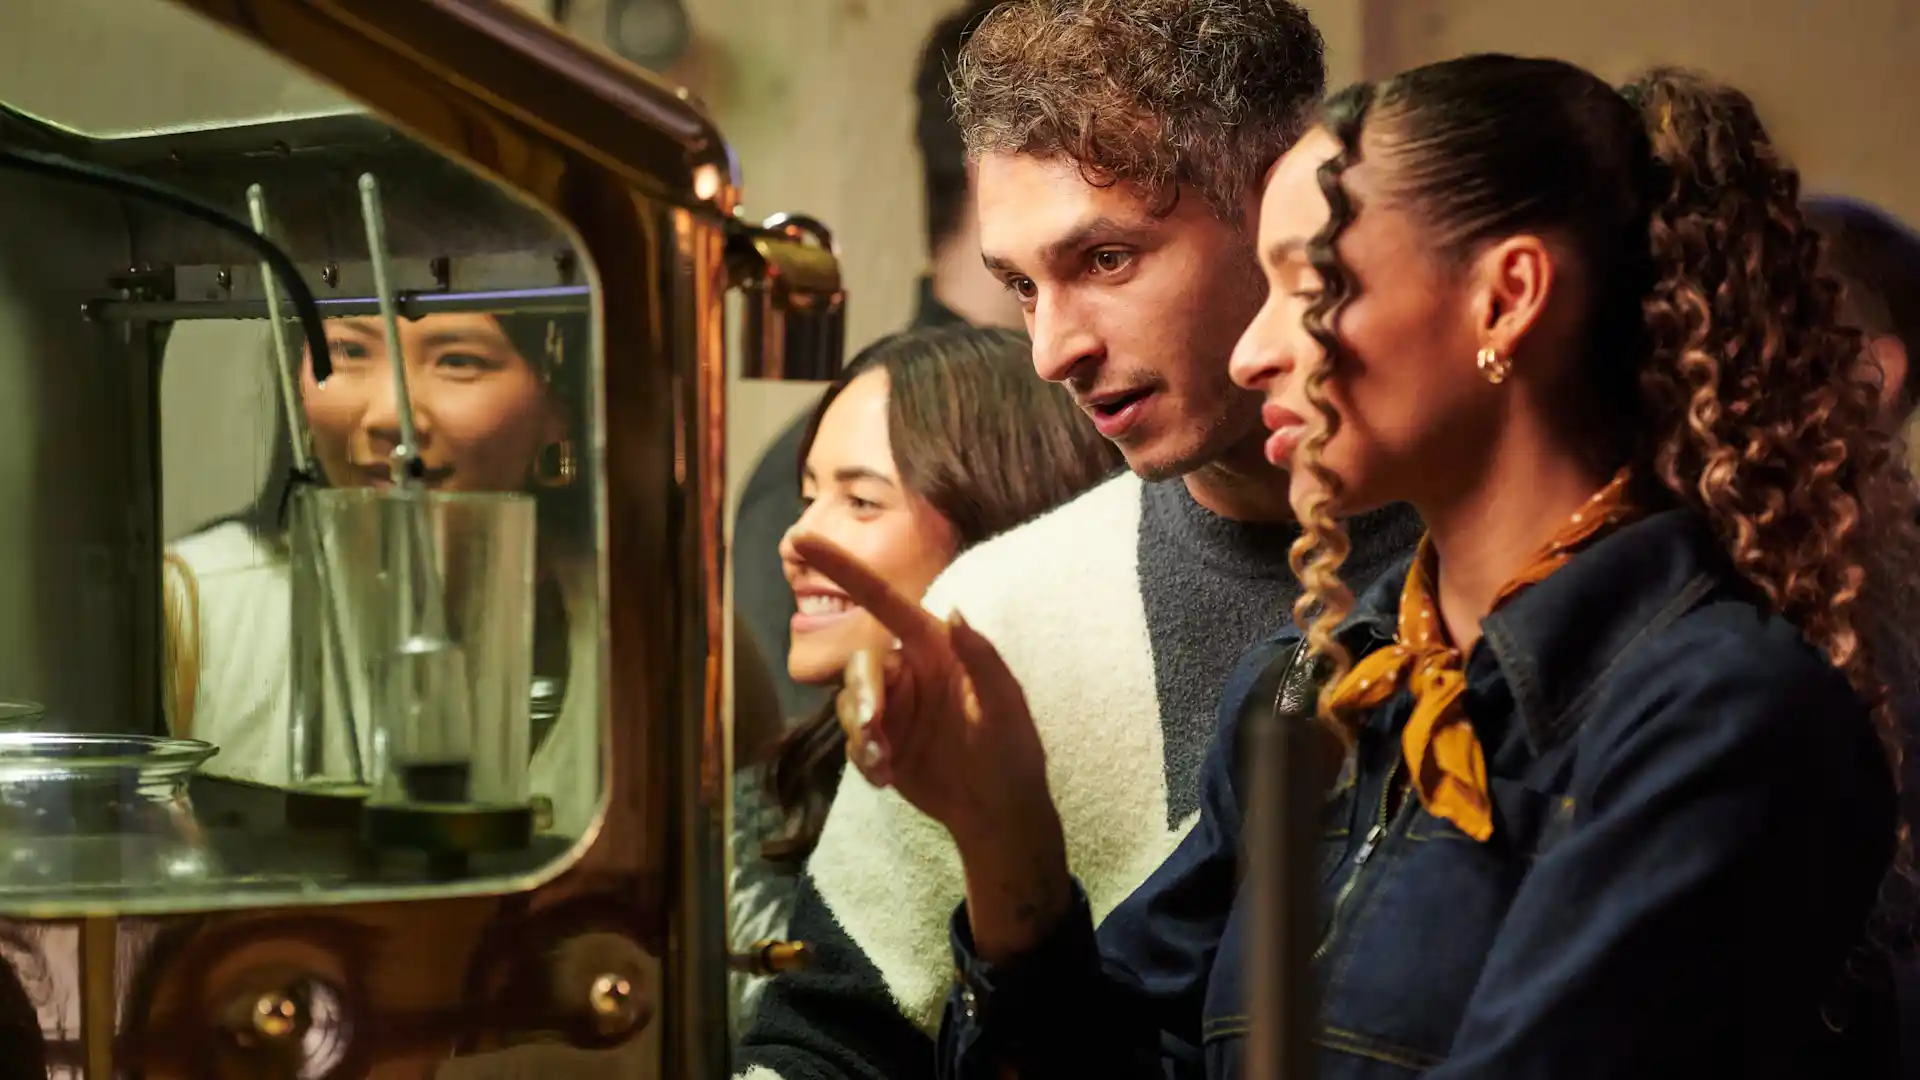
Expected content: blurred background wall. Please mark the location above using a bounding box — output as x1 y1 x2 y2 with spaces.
1364 0 1917 230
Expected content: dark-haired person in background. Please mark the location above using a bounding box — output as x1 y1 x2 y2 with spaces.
730 325 1118 1023
732 2 1019 726
766 326 1118 867
1804 196 1920 430
1803 193 1920 1079
725 3 1021 1036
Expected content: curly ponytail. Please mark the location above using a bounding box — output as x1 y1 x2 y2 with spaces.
1624 71 1920 958
1626 68 1920 773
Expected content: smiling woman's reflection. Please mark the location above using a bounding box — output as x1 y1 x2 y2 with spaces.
161 312 599 835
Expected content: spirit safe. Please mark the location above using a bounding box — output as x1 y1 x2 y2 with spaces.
0 0 844 1075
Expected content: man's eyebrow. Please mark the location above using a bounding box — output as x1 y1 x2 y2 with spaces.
982 215 1156 274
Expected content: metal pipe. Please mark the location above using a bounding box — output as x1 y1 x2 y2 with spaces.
1244 647 1326 1080
84 285 590 323
0 144 337 381
247 184 367 788
246 185 317 479
360 173 427 476
357 172 486 818
79 917 116 1080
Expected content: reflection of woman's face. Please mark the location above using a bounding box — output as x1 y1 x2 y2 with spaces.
301 313 562 492
780 370 960 685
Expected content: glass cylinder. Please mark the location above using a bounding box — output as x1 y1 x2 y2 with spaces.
288 487 537 813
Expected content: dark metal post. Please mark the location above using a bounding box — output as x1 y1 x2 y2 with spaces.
1243 651 1327 1079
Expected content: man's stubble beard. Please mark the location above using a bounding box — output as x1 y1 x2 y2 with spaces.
1125 401 1254 484
1126 246 1269 484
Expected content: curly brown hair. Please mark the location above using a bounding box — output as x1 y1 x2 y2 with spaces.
1289 56 1920 790
1632 72 1920 732
950 0 1326 221
1286 83 1374 735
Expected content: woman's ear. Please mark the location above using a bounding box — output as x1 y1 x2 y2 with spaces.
1472 234 1555 357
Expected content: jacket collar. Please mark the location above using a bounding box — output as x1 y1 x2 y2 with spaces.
1342 509 1734 751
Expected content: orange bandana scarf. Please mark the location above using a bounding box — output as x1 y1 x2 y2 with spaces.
1323 470 1637 842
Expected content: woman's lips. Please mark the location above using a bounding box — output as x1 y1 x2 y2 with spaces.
791 592 860 633
1261 402 1308 468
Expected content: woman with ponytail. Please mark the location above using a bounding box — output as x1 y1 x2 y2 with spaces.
787 52 1920 1079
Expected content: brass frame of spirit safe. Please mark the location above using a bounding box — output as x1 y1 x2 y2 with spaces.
0 1 840 1076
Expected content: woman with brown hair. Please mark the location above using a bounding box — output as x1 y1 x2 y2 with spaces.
760 325 1120 866
789 54 1920 1078
727 324 1118 1019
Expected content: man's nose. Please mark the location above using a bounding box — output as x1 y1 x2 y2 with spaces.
1029 293 1105 385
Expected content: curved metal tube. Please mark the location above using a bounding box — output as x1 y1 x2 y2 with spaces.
0 145 334 379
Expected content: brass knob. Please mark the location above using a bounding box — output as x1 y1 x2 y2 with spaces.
585 971 643 1036
548 932 656 1042
223 987 309 1049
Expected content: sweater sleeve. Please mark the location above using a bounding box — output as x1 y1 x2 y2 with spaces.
731 570 984 1080
735 870 944 1080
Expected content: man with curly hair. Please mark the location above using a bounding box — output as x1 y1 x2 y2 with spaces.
735 5 1419 1077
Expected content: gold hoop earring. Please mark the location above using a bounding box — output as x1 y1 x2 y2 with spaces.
535 438 578 488
1476 346 1513 385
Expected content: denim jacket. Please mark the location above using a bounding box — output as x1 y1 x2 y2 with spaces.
938 509 1898 1079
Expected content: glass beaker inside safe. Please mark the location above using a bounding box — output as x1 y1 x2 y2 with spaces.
0 733 220 893
289 487 538 856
